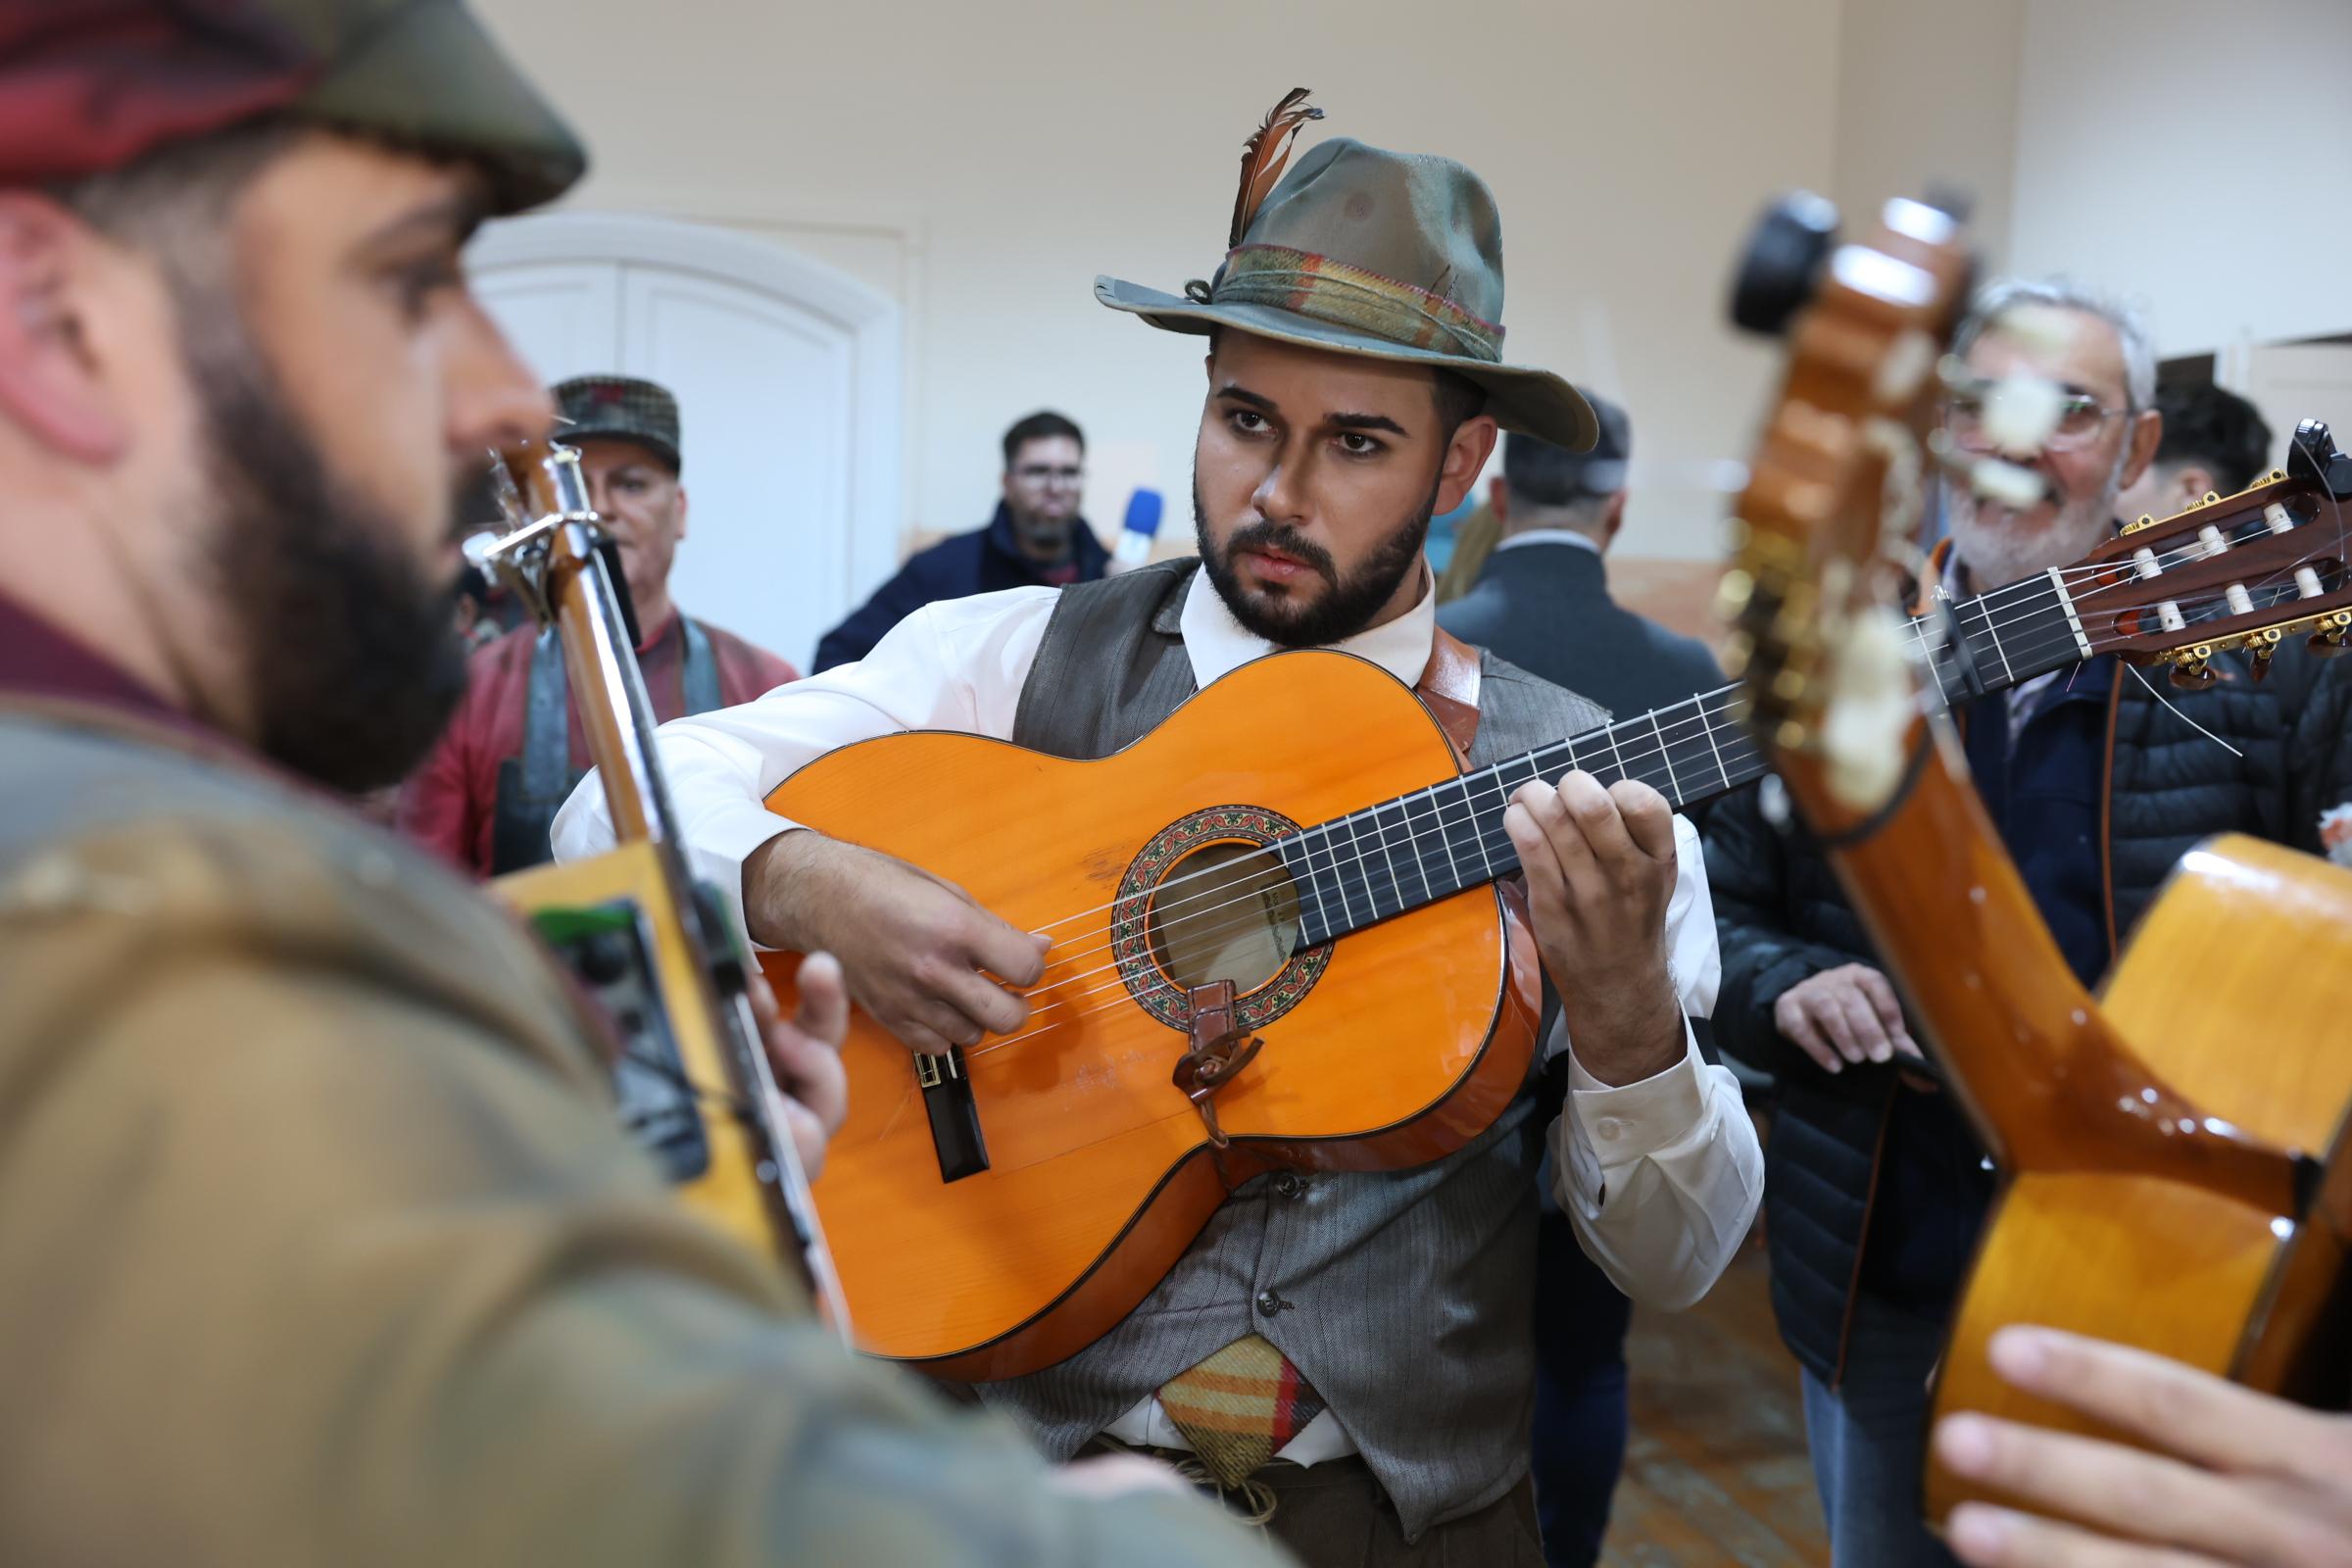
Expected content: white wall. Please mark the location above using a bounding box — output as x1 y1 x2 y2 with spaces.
470 0 1843 581
1832 0 2025 267
2007 0 2352 358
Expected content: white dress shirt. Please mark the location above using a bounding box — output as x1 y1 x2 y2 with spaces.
553 568 1763 1459
1491 526 1604 557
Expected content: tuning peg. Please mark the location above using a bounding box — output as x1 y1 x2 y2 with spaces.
1730 193 1838 338
2309 611 2352 659
2169 652 2219 691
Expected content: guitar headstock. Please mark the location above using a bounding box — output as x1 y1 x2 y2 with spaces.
472 436 601 631
2066 418 2352 685
1719 191 1976 805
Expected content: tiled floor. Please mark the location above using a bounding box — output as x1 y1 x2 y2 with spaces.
1599 1243 1832 1566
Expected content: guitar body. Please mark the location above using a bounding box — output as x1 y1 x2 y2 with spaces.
498 841 813 1301
1927 834 2352 1522
760 651 1541 1379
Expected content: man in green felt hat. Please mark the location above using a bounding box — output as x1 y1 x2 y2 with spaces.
0 5 1284 1563
560 92 1761 1563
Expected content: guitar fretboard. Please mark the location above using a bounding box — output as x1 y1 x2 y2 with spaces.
1276 569 2093 951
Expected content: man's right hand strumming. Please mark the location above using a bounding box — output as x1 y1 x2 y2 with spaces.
744 831 1050 1054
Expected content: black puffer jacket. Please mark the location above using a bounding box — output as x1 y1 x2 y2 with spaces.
1707 644 2352 1385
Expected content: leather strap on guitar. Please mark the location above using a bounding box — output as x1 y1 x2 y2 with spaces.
1415 627 1483 764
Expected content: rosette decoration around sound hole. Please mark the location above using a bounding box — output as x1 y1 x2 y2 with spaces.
1111 805 1332 1031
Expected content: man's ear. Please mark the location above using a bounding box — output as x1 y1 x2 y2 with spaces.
2170 462 2219 510
2116 406 2163 492
0 195 132 466
672 481 689 543
1435 415 1499 515
1600 491 1629 551
1487 474 1510 523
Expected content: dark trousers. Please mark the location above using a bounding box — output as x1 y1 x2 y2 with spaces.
1530 1197 1635 1565
1092 1444 1544 1567
1801 1292 1961 1568
1257 1460 1544 1568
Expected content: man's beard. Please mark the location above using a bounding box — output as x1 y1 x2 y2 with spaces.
1946 439 2132 589
1193 479 1436 649
186 314 471 793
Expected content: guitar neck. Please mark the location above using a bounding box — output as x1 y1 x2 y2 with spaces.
1280 572 2091 950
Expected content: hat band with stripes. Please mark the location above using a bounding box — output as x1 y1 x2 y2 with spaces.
1206 244 1505 363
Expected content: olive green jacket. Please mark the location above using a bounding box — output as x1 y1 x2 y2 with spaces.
0 705 1285 1567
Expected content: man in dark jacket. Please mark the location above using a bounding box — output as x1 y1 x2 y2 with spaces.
814 410 1108 669
1706 277 2352 1567
1438 406 1725 1567
1440 405 1722 724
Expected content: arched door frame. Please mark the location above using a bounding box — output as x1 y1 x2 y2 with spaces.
468 210 906 609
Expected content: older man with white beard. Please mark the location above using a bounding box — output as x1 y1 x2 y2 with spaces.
1704 277 2352 1567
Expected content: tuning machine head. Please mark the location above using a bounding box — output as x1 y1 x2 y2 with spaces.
2168 645 2220 691
2310 609 2352 658
1730 192 1839 338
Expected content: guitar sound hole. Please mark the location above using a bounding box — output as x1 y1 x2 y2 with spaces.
1147 841 1301 996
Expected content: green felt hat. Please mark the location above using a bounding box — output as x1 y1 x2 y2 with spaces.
1097 118 1596 452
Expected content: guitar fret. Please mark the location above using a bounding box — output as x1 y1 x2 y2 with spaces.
1427 782 1462 889
1469 774 1498 880
1287 828 1333 944
1374 805 1406 913
1649 710 1683 803
1696 696 1732 801
1604 723 1629 785
1342 810 1381 927
1974 595 2017 685
1373 800 1423 911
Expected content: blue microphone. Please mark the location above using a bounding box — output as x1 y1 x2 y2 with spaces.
1110 487 1164 572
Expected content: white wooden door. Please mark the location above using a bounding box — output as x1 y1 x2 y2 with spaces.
467 214 903 671
2225 342 2352 471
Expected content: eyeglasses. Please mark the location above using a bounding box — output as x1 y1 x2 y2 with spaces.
1013 464 1085 487
1943 379 2129 453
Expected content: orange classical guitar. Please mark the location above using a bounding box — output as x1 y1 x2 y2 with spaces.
1720 190 2352 1536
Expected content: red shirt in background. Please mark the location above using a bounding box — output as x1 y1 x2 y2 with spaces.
397 612 798 877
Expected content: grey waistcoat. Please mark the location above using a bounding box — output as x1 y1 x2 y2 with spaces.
989 561 1609 1540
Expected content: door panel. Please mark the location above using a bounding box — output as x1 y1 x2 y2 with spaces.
619 266 854 671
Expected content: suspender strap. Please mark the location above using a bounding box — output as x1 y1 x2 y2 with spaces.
679 616 722 716
520 627 572 800
523 615 723 794
1414 626 1484 764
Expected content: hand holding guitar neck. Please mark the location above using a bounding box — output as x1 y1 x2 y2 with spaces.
746 829 1049 1054
1501 771 1684 1086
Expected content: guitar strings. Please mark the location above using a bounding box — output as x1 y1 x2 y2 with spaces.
1004 556 2337 1027
1007 558 2328 1007
950 490 2352 1065
1014 513 2337 959
982 565 2333 1051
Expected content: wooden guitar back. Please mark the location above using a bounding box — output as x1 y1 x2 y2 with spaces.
1930 834 2352 1520
761 651 1539 1378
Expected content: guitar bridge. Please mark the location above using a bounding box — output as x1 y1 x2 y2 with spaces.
916 1048 989 1182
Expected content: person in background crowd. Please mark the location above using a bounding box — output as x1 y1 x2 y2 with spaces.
0 7 1279 1561
399 374 799 876
1437 406 1725 1566
2111 378 2275 524
1440 408 1722 724
813 410 1107 669
1706 276 2352 1567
